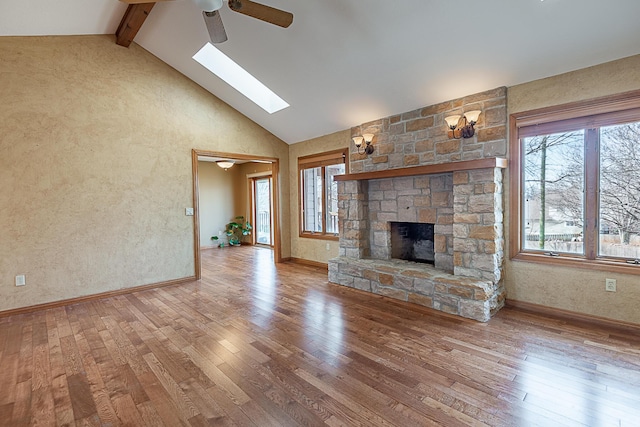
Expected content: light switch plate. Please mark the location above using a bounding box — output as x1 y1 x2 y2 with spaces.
15 275 26 286
185 208 194 216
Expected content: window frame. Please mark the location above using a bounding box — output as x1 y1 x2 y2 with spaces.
509 90 640 275
298 148 348 241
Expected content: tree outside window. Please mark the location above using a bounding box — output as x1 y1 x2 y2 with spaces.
599 123 640 257
523 131 584 254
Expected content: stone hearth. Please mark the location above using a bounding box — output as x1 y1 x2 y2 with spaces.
330 257 498 322
328 88 508 322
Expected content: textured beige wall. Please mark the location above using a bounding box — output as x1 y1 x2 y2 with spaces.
197 161 238 247
288 130 350 263
508 55 640 114
506 54 640 324
0 36 289 311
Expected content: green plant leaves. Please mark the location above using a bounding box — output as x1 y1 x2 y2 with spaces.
213 215 252 246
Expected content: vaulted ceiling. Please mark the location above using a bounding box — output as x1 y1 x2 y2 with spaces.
2 0 640 144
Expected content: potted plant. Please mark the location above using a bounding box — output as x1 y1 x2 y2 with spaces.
212 216 252 247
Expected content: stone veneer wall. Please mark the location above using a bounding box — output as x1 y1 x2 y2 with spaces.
329 87 507 322
350 87 507 173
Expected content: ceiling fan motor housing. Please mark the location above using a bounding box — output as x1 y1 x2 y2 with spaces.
194 0 223 12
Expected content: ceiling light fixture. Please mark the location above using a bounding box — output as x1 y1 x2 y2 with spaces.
216 160 235 170
352 133 375 155
444 110 481 139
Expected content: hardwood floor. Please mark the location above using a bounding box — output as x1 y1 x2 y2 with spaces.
1 246 639 426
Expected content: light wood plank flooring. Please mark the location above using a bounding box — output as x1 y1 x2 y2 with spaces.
1 246 639 426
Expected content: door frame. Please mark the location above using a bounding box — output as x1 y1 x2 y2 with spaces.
191 149 281 280
248 172 274 247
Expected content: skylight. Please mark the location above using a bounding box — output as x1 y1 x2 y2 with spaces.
192 43 289 114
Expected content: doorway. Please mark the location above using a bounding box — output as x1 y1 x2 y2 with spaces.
191 149 281 280
251 176 273 247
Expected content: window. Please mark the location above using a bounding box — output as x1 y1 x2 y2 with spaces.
299 149 348 239
510 90 640 273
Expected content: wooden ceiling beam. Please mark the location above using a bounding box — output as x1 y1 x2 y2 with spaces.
115 3 156 48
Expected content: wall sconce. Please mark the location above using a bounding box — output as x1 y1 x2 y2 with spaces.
352 133 375 155
444 110 481 139
216 160 235 170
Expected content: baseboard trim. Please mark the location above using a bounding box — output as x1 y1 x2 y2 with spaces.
287 257 329 270
505 299 640 333
0 276 196 318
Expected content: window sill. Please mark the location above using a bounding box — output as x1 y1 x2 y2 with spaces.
299 232 339 241
511 252 640 276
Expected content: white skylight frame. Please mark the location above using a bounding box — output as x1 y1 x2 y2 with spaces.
193 43 289 114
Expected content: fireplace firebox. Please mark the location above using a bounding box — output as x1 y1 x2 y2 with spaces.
390 222 434 264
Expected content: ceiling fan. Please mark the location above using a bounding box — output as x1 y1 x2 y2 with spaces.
195 0 293 43
121 0 293 44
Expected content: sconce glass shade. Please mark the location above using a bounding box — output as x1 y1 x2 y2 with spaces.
216 160 234 170
194 0 224 11
444 115 461 129
352 136 364 147
362 133 374 143
464 110 481 124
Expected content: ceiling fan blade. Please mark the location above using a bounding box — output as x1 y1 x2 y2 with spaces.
203 10 228 43
228 0 293 28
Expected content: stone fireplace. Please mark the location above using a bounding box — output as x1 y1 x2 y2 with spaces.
328 88 508 322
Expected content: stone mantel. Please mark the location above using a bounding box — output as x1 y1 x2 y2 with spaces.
335 157 507 182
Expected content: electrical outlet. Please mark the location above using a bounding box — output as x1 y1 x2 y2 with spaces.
15 275 26 286
605 278 616 292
